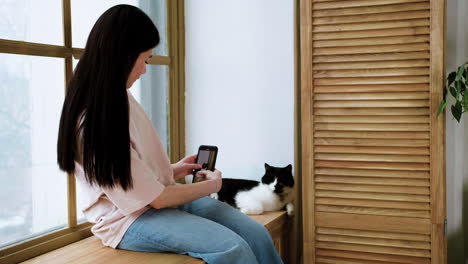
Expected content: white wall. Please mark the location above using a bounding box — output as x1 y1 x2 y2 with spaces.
446 0 468 262
185 0 294 181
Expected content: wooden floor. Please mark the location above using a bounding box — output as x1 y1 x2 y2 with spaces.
21 211 288 264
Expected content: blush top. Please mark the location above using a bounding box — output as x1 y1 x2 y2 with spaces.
74 91 174 248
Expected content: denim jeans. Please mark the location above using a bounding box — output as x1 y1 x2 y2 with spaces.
117 196 283 264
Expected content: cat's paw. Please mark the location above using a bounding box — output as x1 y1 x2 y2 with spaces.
210 193 219 200
286 203 294 216
240 205 263 215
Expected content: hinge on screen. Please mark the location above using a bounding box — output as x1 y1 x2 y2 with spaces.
444 219 447 235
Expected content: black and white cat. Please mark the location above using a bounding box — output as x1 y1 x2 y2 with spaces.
210 163 294 216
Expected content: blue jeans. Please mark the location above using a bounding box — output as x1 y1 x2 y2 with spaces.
117 197 283 264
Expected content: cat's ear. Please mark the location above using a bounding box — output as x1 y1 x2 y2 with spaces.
265 163 271 170
286 164 292 171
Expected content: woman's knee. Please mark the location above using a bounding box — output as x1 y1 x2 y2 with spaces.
207 235 258 263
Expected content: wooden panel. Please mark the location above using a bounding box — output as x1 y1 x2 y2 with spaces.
316 242 430 257
314 76 429 85
316 234 430 249
313 19 429 33
315 92 429 100
315 183 430 194
315 161 430 171
316 190 429 202
301 0 445 262
317 249 430 264
315 168 430 179
315 175 430 186
313 10 430 25
314 131 430 139
314 123 429 131
313 2 430 17
315 153 429 163
315 212 431 234
315 116 429 123
313 60 430 70
313 68 429 77
314 52 430 63
430 0 447 262
313 0 424 10
314 100 429 108
315 108 429 116
316 197 430 210
315 145 429 156
316 228 430 242
313 27 429 40
300 0 315 262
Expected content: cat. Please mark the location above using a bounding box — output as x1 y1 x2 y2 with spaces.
210 163 294 216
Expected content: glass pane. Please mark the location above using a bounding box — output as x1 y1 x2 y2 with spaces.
0 53 67 248
139 0 168 56
71 0 168 56
76 65 169 220
134 65 170 153
0 0 63 45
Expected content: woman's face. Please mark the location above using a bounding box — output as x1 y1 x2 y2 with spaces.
126 48 153 89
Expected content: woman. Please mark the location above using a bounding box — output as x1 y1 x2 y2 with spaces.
57 5 282 264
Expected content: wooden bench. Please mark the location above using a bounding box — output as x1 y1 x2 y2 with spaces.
21 211 290 264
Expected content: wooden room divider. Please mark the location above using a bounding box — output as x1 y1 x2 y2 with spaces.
300 0 446 263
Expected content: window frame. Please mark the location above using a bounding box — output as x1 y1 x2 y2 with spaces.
0 0 185 263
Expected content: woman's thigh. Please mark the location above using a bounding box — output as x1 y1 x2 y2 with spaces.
117 207 258 264
179 197 283 264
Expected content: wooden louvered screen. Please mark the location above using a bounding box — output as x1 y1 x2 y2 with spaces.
300 0 446 263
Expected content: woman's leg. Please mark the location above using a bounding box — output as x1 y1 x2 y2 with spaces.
179 197 283 264
117 207 258 264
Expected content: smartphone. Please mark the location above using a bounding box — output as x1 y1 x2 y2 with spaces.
192 145 218 183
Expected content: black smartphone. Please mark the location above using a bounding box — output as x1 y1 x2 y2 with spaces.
192 145 218 183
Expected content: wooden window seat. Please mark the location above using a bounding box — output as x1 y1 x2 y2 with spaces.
21 211 290 264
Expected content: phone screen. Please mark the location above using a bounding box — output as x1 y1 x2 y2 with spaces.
196 149 216 171
193 145 218 183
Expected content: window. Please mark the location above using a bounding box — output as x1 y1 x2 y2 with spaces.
0 1 185 263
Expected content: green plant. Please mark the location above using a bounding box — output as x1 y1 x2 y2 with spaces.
437 62 468 122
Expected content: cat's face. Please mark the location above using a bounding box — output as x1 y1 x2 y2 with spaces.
261 163 294 194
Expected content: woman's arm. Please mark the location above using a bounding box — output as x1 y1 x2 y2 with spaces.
150 170 222 209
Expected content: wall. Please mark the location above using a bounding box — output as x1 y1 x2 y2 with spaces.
445 0 468 263
184 0 294 182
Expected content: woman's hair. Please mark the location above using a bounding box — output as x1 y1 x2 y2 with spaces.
57 5 159 191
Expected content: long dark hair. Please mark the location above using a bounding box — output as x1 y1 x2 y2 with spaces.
57 5 159 191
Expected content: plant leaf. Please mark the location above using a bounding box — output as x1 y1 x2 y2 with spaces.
456 80 463 94
450 86 458 98
456 65 464 81
436 99 447 118
463 93 468 112
447 71 457 86
452 101 463 122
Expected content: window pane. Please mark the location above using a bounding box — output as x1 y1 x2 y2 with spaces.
76 65 169 220
0 53 67 248
0 0 63 45
139 0 168 56
71 0 168 56
133 65 170 152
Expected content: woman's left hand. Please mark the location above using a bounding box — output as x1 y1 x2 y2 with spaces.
172 154 201 179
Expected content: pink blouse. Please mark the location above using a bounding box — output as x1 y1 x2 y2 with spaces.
74 92 174 248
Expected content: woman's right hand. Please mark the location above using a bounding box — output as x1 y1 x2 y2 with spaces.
197 169 222 192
